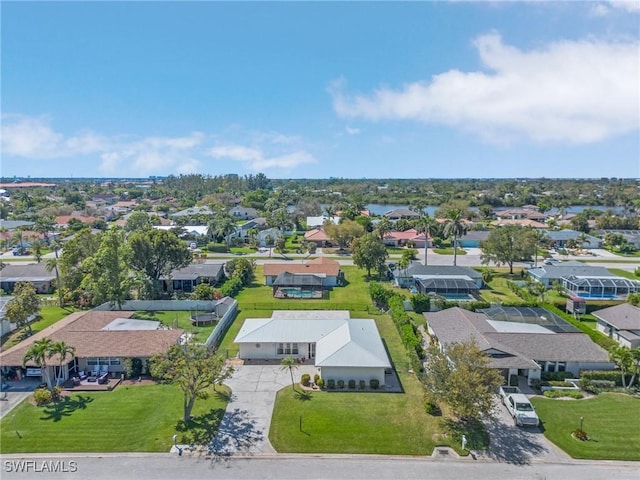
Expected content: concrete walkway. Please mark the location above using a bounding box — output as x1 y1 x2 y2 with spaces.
0 380 41 419
211 363 318 455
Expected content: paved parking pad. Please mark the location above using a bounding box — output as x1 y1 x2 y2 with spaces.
475 398 569 464
211 364 318 455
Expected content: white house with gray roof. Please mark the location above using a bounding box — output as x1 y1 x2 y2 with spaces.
592 303 640 348
425 306 612 385
527 261 613 287
234 310 392 385
393 263 482 290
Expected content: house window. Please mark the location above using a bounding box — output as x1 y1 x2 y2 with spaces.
110 358 121 366
276 343 299 355
255 343 261 348
557 362 566 372
547 362 556 373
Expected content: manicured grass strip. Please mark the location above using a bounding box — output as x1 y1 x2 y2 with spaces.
608 268 638 280
0 383 229 453
133 310 215 343
1 306 77 349
432 248 467 256
270 384 448 455
531 393 640 461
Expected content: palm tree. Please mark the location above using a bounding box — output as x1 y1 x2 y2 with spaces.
609 345 632 388
213 215 237 250
280 357 299 392
23 338 54 389
324 204 336 220
45 240 64 307
375 217 393 241
48 341 76 386
416 216 439 266
247 228 259 248
444 209 467 266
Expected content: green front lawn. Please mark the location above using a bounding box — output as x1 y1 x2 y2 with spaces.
133 310 215 343
0 383 230 453
269 312 483 455
531 393 640 461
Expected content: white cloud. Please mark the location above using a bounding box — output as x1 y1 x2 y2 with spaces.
1 114 313 175
345 126 361 135
331 33 640 144
589 4 610 16
209 144 316 171
608 0 640 12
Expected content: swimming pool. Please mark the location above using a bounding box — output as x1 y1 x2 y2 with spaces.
439 293 476 301
279 288 321 299
571 292 619 300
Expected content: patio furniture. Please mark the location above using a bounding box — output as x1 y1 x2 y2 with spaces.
78 371 88 381
87 376 97 383
100 365 109 375
97 373 109 385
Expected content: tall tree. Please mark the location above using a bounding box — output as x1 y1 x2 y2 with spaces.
351 233 388 278
444 209 467 266
129 229 192 299
423 340 503 421
268 208 294 234
81 228 132 309
45 239 64 307
48 341 76 386
23 338 54 389
280 357 299 392
4 281 40 335
323 219 365 251
480 225 537 274
125 211 159 232
415 215 439 266
609 345 632 388
59 228 101 299
149 342 232 422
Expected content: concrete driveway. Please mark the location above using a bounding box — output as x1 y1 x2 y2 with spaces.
211 363 318 455
474 397 569 464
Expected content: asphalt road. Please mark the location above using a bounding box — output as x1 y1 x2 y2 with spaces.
1 454 639 480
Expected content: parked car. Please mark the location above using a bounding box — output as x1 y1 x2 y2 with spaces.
11 247 30 256
499 385 522 404
503 393 540 427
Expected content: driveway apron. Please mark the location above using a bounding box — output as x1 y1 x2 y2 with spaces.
211 364 318 455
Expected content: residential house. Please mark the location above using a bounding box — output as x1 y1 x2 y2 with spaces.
383 208 420 221
158 263 226 293
234 310 392 386
256 228 283 248
229 206 258 220
597 230 640 249
0 310 184 384
528 261 640 298
546 229 602 249
426 306 613 385
392 263 482 291
494 208 548 222
0 220 35 231
592 303 640 349
490 219 548 229
55 214 100 229
304 227 331 247
383 229 428 248
306 216 339 229
0 263 56 294
458 230 490 248
264 257 342 288
170 206 215 218
527 261 613 286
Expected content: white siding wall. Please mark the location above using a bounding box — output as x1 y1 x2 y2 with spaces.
320 366 386 386
566 362 615 375
238 342 311 360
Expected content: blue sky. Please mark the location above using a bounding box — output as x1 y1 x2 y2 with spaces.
1 1 639 179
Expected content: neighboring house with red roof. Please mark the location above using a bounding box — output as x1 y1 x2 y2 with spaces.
55 214 100 228
0 310 184 385
383 228 428 248
263 257 343 287
304 227 332 247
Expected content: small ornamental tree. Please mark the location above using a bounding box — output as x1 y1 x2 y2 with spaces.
149 342 232 422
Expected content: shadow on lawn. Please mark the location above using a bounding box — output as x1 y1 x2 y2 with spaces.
40 395 94 422
176 408 227 445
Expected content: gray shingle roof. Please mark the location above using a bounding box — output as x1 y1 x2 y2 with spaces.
592 303 640 331
160 263 225 281
395 264 482 279
528 263 613 280
0 263 56 282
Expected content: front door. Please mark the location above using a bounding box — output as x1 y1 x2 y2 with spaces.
308 343 316 359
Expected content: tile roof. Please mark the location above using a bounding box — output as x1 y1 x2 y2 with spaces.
0 310 183 367
264 257 341 277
